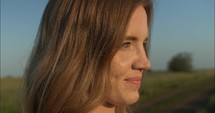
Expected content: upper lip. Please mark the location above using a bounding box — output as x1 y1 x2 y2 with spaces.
124 76 142 81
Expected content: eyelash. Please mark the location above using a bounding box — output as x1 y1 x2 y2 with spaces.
144 41 149 54
122 42 131 48
121 41 148 49
143 41 148 48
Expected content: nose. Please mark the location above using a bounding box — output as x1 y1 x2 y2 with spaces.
132 50 151 72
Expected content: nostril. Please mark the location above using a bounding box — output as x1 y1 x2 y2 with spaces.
138 68 144 72
132 54 152 71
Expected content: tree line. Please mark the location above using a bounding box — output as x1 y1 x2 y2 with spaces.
168 52 192 72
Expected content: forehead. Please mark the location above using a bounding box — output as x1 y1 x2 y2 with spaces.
126 6 148 39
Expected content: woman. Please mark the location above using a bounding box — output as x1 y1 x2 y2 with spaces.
23 0 153 113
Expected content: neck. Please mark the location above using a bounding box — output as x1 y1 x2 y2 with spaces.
90 103 115 113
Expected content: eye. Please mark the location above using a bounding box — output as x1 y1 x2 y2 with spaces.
143 41 149 54
143 41 148 48
143 41 149 52
122 42 131 48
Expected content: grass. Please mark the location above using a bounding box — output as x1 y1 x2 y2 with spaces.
1 77 23 113
139 71 214 100
133 70 214 113
0 70 214 113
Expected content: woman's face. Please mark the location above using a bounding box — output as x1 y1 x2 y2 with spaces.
108 6 151 105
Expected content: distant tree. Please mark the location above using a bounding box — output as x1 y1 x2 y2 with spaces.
168 52 192 72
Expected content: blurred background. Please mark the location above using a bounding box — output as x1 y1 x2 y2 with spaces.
1 0 214 113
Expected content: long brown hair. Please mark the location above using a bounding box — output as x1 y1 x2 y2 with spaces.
23 0 153 113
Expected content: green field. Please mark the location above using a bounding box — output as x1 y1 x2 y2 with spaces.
1 77 23 113
1 70 214 113
133 70 215 113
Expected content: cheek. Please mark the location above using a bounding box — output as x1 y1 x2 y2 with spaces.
108 52 140 105
110 54 131 76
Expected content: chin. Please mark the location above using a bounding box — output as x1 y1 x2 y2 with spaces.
124 91 140 105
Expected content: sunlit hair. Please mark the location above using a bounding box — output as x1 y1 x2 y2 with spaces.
23 0 153 113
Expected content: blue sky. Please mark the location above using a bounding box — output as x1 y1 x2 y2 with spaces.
1 0 214 76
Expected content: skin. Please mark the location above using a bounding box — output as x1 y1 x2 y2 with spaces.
91 6 151 113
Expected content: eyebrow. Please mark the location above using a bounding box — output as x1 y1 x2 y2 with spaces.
125 36 149 42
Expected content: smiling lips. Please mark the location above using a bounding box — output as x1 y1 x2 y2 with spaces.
124 77 141 88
